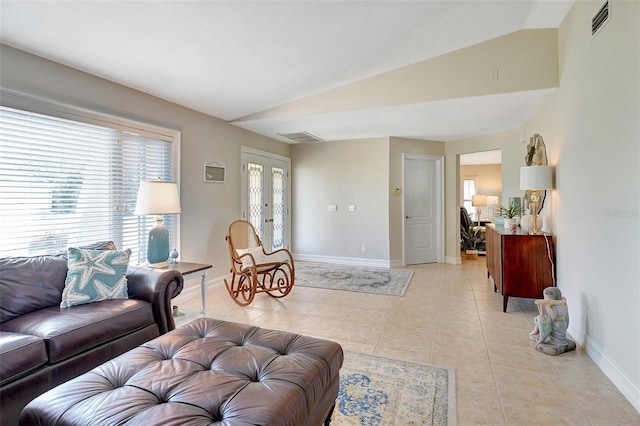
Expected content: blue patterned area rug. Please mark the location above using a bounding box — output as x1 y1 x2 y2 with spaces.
334 352 456 425
295 262 413 296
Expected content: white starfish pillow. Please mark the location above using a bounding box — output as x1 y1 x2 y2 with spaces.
61 247 131 308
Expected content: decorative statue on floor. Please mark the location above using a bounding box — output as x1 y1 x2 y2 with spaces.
529 287 576 355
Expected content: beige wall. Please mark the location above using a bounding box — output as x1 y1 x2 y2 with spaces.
388 137 445 265
290 138 389 263
460 163 502 220
525 0 639 407
446 0 640 408
240 29 559 122
0 44 290 291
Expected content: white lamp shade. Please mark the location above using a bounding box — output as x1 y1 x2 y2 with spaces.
471 194 487 207
486 195 499 206
134 181 182 215
520 166 553 190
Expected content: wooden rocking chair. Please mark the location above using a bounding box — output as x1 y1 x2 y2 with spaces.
224 220 295 306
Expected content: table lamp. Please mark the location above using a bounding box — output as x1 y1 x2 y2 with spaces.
486 195 499 221
471 195 487 226
134 181 181 267
520 165 553 235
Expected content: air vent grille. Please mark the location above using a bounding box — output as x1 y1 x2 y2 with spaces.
592 0 610 37
277 131 324 144
204 163 225 183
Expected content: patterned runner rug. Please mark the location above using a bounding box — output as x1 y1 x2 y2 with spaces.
295 262 413 296
334 352 456 425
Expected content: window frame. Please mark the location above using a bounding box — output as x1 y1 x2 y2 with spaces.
0 89 181 262
462 177 477 220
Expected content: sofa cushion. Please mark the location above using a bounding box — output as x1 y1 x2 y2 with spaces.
0 255 69 323
1 299 155 364
60 248 131 308
0 332 47 386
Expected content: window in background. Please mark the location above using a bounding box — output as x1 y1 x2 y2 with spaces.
0 104 178 264
463 178 477 219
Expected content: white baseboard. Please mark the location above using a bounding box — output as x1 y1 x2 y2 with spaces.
568 324 640 413
293 253 391 268
389 259 404 268
445 255 462 265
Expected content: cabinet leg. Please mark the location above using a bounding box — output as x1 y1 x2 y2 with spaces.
503 296 508 313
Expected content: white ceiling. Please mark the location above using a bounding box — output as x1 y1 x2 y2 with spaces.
460 149 502 165
0 0 574 143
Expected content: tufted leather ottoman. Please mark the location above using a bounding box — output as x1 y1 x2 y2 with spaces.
19 318 344 425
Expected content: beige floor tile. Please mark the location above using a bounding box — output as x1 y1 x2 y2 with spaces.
493 366 581 410
586 416 640 426
573 384 640 424
344 307 395 325
329 321 386 344
455 390 506 425
173 258 639 425
488 341 556 373
483 324 536 347
372 345 431 364
500 396 590 426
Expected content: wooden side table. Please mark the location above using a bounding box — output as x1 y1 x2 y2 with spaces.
162 262 213 314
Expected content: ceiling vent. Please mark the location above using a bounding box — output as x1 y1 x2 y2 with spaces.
592 0 610 38
277 131 324 144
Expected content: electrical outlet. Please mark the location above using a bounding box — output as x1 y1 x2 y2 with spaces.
348 204 356 212
361 244 367 252
328 204 337 212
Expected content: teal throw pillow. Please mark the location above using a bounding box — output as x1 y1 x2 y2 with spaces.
61 247 131 308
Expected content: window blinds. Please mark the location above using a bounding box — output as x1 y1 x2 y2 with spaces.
0 105 175 265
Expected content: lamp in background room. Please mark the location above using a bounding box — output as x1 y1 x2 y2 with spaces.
520 165 553 235
471 194 487 227
487 195 499 221
134 181 181 268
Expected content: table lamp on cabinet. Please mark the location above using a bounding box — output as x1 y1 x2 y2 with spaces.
471 195 487 227
520 165 553 235
134 181 181 268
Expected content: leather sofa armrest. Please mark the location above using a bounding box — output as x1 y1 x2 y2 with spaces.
125 267 184 335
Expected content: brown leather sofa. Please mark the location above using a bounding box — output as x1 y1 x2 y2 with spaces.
0 243 184 426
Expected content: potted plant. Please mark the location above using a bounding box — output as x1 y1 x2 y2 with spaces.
461 226 484 259
499 204 523 229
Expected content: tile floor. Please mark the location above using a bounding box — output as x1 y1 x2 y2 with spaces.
175 257 640 426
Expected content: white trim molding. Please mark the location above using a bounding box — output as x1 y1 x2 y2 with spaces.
294 253 391 268
569 324 640 413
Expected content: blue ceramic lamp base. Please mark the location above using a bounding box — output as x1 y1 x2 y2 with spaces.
147 216 170 268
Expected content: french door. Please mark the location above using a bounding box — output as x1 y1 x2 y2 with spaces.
241 147 291 251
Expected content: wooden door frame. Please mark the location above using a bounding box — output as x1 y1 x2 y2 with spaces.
402 153 445 265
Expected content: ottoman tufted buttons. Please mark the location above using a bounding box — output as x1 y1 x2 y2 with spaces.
20 318 344 426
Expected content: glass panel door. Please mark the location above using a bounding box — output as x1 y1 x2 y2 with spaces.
242 149 290 252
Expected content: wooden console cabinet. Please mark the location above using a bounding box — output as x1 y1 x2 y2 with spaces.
486 224 555 312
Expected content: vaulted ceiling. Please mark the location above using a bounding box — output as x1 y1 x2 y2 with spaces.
0 0 574 143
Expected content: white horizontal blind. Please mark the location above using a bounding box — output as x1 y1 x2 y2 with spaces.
0 105 175 264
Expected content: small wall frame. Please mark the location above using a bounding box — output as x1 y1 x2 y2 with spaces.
204 162 226 183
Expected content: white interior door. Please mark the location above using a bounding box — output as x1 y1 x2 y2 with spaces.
403 155 442 265
242 148 291 251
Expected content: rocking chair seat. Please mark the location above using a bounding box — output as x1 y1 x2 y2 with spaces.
224 220 295 306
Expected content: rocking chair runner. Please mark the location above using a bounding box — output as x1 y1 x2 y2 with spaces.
224 220 295 306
